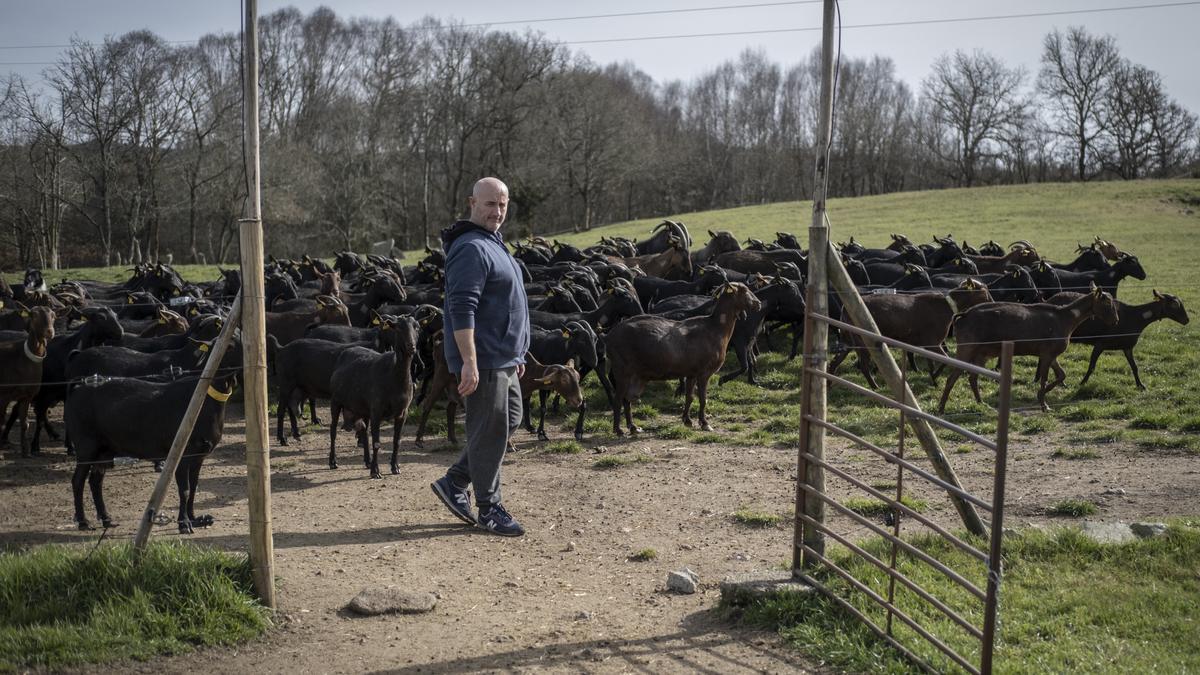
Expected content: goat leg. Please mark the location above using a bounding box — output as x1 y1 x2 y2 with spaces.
446 401 458 445
308 397 321 426
574 402 586 441
537 390 550 441
275 388 289 446
1123 347 1146 390
16 403 29 458
521 396 535 434
187 460 213 528
623 399 641 435
967 373 983 404
90 466 115 529
72 464 93 530
369 418 383 479
175 463 194 534
937 369 964 414
697 376 713 432
328 402 341 469
390 414 404 475
681 378 696 427
1079 346 1103 388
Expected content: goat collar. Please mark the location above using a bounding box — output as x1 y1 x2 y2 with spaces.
945 294 959 314
23 341 46 363
207 384 233 402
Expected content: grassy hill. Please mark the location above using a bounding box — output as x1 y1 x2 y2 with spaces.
5 179 1199 449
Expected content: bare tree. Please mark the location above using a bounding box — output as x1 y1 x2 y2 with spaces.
50 37 137 266
1038 27 1121 181
922 50 1027 187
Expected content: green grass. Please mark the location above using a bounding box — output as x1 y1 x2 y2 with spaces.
10 180 1199 458
629 548 658 562
0 542 270 669
542 440 584 454
1047 499 1098 518
733 508 784 528
593 452 653 469
844 496 928 517
731 523 1200 674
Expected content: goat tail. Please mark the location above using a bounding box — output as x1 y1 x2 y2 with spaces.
266 335 281 376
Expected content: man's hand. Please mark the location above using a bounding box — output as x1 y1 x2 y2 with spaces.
458 361 480 397
516 363 525 378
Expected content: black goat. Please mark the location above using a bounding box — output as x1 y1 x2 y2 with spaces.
329 315 420 478
1045 290 1190 390
67 372 237 533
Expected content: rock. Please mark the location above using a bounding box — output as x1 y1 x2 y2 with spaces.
1079 521 1136 544
719 571 814 606
1131 522 1168 539
1101 488 1127 496
563 541 577 552
667 568 699 594
347 588 437 616
574 610 593 621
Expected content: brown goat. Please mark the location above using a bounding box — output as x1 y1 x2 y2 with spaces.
265 294 350 346
830 279 994 387
1094 236 1123 261
519 354 584 441
138 307 189 337
964 244 1041 274
0 306 55 456
606 282 762 434
937 284 1119 413
413 331 463 448
615 235 692 281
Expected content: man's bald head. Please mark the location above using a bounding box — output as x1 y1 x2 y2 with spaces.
469 177 510 232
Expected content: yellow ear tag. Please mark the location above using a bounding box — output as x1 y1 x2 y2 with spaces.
190 309 198 316
20 310 30 318
199 343 210 352
371 317 381 326
80 316 89 323
158 318 166 324
127 297 134 304
725 286 735 294
562 330 570 338
380 323 391 331
206 385 232 402
0 300 4 309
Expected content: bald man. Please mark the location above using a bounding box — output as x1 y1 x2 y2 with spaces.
430 177 530 537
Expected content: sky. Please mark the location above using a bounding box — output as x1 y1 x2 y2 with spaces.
1 0 1198 112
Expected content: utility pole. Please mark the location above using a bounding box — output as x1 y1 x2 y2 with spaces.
795 0 836 571
240 0 275 609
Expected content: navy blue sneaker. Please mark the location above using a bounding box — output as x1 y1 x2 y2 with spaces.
477 503 525 537
431 476 475 525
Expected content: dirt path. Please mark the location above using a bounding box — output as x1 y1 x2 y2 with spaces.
2 405 1197 673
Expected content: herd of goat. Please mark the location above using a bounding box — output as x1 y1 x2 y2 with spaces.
0 220 1190 534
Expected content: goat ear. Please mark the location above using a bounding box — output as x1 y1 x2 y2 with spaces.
565 358 575 369
1153 289 1163 300
708 230 717 238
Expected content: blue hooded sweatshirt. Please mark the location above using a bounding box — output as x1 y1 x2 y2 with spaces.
441 220 530 372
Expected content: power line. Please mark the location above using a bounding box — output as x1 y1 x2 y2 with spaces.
563 1 1200 45
457 0 823 28
0 0 1196 56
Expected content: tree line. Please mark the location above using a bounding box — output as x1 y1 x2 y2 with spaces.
1 7 1196 270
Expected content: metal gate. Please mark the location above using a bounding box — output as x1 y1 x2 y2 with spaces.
793 312 1014 674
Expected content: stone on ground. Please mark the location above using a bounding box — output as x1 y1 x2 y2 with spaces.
347 588 437 616
667 568 699 594
1130 522 1168 539
1079 521 1137 544
719 570 814 607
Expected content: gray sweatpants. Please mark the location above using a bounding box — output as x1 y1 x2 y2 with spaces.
447 366 523 506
